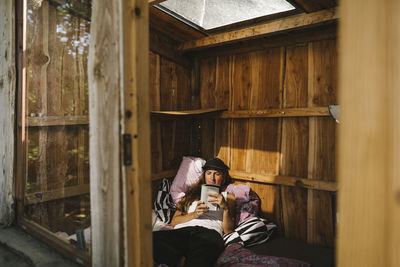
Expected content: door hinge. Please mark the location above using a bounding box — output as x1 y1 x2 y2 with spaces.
122 133 132 166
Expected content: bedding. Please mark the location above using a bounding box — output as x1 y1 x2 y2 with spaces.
215 243 311 267
152 157 333 267
223 217 276 247
152 161 276 249
224 184 261 226
170 156 205 204
154 178 176 224
248 237 334 267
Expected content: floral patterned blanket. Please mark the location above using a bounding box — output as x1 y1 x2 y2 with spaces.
215 243 311 267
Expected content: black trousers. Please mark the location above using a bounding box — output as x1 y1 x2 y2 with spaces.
153 226 225 267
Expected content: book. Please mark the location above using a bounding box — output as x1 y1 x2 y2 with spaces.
200 184 220 211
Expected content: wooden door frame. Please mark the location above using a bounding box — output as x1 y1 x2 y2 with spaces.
15 0 153 266
337 0 400 266
89 0 152 266
121 0 153 266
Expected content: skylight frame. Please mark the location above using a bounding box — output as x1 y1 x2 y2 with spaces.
155 0 301 34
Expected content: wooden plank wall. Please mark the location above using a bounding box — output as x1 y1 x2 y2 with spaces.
195 36 337 247
0 0 15 225
149 29 193 195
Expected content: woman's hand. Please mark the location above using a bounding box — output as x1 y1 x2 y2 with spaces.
171 200 209 226
208 193 236 234
194 201 209 217
207 193 228 210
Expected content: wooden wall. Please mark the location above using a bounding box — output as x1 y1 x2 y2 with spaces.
149 29 193 177
194 36 337 247
148 12 337 247
0 0 15 225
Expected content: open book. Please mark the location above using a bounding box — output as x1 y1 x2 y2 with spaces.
200 184 220 211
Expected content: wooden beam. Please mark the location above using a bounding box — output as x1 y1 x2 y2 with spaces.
230 170 337 192
179 8 338 52
196 23 337 59
150 169 337 191
148 0 166 6
0 0 16 224
88 0 121 265
337 0 400 266
25 115 88 127
20 219 90 266
25 184 90 205
122 0 153 266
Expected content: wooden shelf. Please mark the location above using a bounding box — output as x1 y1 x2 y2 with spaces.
151 107 331 119
151 108 227 118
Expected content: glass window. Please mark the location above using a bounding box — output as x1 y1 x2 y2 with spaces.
159 0 295 30
23 0 91 254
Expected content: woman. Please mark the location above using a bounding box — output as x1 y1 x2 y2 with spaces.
153 158 236 267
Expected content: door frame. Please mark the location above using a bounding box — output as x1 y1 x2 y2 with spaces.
15 0 153 266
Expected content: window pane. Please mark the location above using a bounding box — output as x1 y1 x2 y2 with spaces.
24 0 91 253
160 0 295 30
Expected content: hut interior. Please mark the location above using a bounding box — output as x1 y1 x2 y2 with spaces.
149 0 338 265
16 0 338 265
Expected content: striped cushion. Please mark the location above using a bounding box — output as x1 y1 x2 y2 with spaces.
153 178 176 224
223 217 276 247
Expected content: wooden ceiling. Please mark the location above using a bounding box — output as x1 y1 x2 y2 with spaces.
290 0 337 12
149 7 206 42
149 0 338 43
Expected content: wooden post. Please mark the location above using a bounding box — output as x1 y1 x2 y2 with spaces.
0 0 15 225
88 0 122 265
121 0 152 266
89 0 152 265
337 0 400 266
386 2 400 265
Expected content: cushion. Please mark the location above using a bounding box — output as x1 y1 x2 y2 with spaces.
170 156 205 204
152 210 169 231
224 184 260 226
215 242 311 267
153 178 176 224
223 217 277 247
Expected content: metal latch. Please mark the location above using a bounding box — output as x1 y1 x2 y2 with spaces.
123 134 132 166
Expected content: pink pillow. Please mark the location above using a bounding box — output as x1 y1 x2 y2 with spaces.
170 156 205 204
224 184 260 226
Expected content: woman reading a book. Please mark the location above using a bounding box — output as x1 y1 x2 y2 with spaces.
153 158 236 267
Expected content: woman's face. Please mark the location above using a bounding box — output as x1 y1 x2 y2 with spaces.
205 169 225 185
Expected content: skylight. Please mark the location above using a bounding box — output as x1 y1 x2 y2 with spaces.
159 0 296 30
